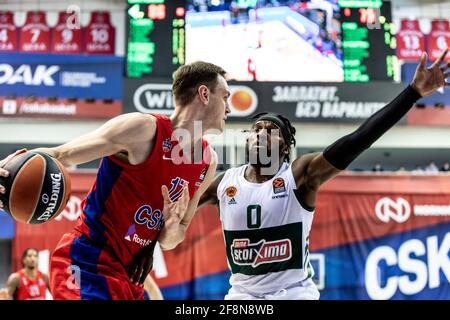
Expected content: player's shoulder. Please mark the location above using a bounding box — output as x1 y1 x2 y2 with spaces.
7 272 20 284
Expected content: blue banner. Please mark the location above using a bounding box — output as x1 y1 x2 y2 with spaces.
0 210 15 239
0 53 123 100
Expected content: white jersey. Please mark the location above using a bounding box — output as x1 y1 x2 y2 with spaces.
217 162 317 297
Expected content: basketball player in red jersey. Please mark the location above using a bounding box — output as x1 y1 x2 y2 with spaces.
2 248 51 300
0 61 230 300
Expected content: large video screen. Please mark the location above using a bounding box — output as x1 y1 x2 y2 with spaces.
185 0 344 82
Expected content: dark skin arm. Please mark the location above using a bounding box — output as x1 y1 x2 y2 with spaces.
198 172 225 208
293 49 450 208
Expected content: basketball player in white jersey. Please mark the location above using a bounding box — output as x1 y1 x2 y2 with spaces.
128 49 449 299
196 49 449 300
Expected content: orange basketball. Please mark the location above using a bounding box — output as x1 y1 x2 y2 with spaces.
0 151 71 224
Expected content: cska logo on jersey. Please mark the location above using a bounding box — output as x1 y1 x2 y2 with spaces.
162 138 172 153
169 177 188 202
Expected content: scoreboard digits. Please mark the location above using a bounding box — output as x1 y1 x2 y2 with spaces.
339 0 398 82
126 0 185 78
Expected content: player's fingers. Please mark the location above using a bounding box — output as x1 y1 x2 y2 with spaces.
161 185 171 204
0 200 3 209
0 184 5 194
418 52 427 69
441 61 450 72
432 48 448 67
0 168 9 178
128 262 139 283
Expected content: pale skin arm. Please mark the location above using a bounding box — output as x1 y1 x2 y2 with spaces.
144 275 163 300
0 113 157 207
158 148 218 251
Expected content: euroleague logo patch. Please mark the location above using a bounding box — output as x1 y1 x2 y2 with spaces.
226 186 238 205
231 238 292 267
228 85 258 117
226 186 238 197
272 178 286 194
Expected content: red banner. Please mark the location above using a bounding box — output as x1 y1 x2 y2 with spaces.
83 11 115 55
12 173 450 298
0 11 18 52
397 19 426 61
51 12 82 54
19 11 50 53
427 19 450 61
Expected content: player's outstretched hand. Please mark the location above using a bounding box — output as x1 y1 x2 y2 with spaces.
161 183 190 234
411 48 449 97
128 240 156 286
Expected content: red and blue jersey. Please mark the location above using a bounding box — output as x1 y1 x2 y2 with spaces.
74 114 211 266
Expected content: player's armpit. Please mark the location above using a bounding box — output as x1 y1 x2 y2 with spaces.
32 113 157 167
198 172 225 208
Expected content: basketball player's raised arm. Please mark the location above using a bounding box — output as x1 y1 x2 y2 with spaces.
158 148 218 251
33 112 157 166
293 49 449 207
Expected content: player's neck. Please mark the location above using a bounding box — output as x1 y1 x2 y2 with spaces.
245 163 283 183
24 268 38 279
170 111 204 161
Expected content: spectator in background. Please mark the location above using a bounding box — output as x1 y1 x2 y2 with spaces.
425 161 439 173
396 165 407 173
412 165 425 175
441 161 450 172
372 162 384 172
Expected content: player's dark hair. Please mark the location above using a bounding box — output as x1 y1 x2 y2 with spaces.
251 112 297 163
22 248 38 261
172 61 227 107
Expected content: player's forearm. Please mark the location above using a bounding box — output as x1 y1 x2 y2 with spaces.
158 224 187 250
323 85 422 170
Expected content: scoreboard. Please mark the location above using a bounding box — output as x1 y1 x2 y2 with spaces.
339 0 398 82
126 0 398 82
126 0 185 78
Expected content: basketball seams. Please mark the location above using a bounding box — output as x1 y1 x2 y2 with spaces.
9 155 45 222
27 154 47 224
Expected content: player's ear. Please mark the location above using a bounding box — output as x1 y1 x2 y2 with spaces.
198 85 209 105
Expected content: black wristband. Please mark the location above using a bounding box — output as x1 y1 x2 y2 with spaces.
323 85 422 170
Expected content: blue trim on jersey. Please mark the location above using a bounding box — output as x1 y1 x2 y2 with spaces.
69 234 112 300
83 157 123 244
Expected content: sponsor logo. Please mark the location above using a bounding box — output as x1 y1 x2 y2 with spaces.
375 197 410 223
168 177 188 202
231 238 292 267
133 83 173 114
134 205 164 231
37 173 62 222
272 178 286 194
41 194 49 204
226 186 238 205
375 197 450 223
365 233 450 300
228 85 258 117
124 224 152 247
0 64 59 86
226 186 237 197
2 99 17 114
162 138 172 153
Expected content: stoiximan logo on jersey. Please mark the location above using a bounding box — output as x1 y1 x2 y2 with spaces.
231 238 292 267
